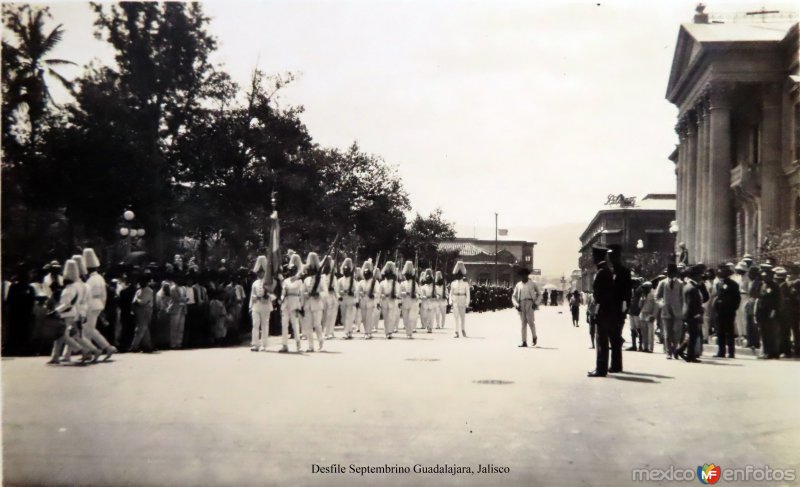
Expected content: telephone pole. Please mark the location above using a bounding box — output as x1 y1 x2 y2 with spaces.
494 212 498 285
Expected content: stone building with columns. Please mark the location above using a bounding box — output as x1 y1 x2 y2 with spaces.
666 7 800 265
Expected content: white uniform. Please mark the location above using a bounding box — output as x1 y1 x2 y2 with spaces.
434 282 447 328
419 283 435 331
400 279 420 337
303 273 328 351
449 279 470 336
338 275 359 338
50 282 99 362
512 280 541 345
84 271 113 351
250 278 275 350
358 278 381 338
322 272 339 338
379 278 401 337
281 277 304 351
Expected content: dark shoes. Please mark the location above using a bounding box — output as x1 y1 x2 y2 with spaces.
532 337 537 346
518 343 527 347
587 370 607 378
626 346 637 351
608 368 622 373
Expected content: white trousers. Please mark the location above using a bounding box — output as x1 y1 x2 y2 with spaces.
519 300 536 343
382 300 400 336
401 302 419 337
322 296 338 337
85 309 112 351
453 304 467 334
435 300 447 328
360 300 378 336
303 304 324 350
340 300 358 336
251 308 271 348
281 308 302 350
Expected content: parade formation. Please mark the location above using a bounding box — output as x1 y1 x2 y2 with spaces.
5 237 532 364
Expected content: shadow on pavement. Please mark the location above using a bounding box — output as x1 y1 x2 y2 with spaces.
532 346 559 350
607 375 660 384
617 371 674 379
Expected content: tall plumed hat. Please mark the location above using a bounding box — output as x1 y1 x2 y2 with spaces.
452 261 467 275
402 260 415 275
289 253 302 272
71 254 88 275
305 252 321 270
341 257 354 272
435 270 443 280
62 259 80 282
362 259 374 272
382 261 397 275
253 255 269 273
82 248 101 269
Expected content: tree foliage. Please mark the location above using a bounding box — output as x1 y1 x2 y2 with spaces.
1 3 440 271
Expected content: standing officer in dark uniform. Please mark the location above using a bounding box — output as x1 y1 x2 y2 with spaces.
756 264 781 359
779 265 800 357
679 264 705 362
713 264 740 358
775 267 798 358
588 246 613 378
606 244 631 373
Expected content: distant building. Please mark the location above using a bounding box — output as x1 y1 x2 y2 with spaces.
666 7 800 264
578 194 676 290
438 238 537 285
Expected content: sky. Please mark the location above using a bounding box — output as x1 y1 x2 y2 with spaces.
16 0 800 275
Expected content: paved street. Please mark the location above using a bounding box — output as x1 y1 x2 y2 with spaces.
3 305 799 486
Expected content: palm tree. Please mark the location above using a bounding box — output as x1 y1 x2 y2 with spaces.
2 5 75 146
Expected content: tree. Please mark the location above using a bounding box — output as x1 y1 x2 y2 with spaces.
1 4 75 149
399 208 455 271
89 1 222 259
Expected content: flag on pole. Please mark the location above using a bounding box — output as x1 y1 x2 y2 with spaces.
498 229 509 236
266 211 281 285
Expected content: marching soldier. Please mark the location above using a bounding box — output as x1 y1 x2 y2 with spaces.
249 255 276 352
433 270 447 329
400 261 420 338
48 259 99 365
379 261 401 339
280 254 304 353
419 269 435 333
302 252 327 352
512 267 540 347
322 257 339 339
337 258 359 340
756 264 781 359
83 248 117 358
449 261 470 338
358 260 380 339
353 267 365 334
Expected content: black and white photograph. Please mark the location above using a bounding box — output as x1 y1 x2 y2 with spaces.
2 0 799 485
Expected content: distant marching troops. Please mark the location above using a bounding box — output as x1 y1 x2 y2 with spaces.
39 246 481 364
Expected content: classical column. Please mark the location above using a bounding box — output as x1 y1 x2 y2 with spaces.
695 97 709 263
676 120 687 252
759 83 783 239
685 113 698 262
707 83 735 264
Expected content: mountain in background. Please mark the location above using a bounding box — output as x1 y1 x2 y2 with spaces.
455 221 586 279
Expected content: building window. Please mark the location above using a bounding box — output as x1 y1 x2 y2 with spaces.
524 255 531 262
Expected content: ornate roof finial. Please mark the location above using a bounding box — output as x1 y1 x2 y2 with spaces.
694 3 709 23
